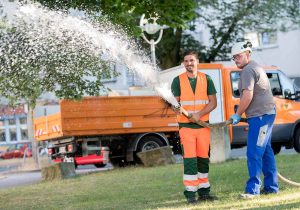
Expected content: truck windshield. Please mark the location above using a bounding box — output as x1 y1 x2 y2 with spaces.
230 71 241 98
267 73 282 96
294 81 300 92
277 70 298 94
230 70 296 98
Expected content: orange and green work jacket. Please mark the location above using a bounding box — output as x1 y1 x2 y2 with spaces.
177 72 209 123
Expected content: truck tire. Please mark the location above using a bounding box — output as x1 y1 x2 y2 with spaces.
294 128 300 153
271 143 281 155
137 136 165 152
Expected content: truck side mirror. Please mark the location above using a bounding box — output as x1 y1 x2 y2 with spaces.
284 89 292 99
295 91 300 101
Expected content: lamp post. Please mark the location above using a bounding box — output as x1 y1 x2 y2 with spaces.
139 14 168 67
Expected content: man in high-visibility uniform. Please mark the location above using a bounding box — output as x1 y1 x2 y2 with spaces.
230 41 278 199
171 51 217 203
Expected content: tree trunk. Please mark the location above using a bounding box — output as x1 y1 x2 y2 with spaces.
27 105 39 169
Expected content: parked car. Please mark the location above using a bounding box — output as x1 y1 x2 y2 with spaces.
0 143 32 159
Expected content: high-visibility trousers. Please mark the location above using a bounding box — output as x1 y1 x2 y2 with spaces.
179 127 211 198
246 113 279 194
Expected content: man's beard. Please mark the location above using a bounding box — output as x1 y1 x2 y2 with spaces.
186 66 194 72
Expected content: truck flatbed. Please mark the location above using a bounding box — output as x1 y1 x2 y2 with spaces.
34 96 178 141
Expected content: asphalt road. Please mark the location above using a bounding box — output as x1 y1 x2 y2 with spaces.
0 171 41 189
230 147 297 159
0 163 113 190
0 148 297 190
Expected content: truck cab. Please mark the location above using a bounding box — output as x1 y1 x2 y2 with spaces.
227 66 300 154
160 63 300 154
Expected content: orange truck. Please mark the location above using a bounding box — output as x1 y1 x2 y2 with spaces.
34 96 179 167
34 63 300 167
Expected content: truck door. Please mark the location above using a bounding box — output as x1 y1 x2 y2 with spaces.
266 71 295 145
229 71 248 146
199 69 225 123
229 69 297 150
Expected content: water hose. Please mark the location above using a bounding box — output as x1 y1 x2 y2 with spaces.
178 106 232 128
277 172 300 187
178 106 300 187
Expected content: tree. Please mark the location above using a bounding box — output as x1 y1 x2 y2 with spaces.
194 0 300 62
29 0 197 34
29 0 198 68
0 6 115 166
30 0 300 69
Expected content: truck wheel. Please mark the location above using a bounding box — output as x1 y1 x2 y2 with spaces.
294 128 300 153
137 136 165 152
271 143 281 155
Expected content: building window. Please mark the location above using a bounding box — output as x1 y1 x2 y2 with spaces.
100 64 118 83
20 127 28 141
10 128 17 141
245 31 277 48
20 118 27 125
8 119 16 125
126 69 145 87
260 32 277 46
0 129 6 142
0 119 4 127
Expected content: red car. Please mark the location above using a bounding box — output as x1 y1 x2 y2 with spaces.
0 143 32 159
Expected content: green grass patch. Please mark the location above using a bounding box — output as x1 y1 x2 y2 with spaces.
0 154 299 210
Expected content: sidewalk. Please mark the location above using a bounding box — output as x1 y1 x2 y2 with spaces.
0 157 51 189
0 156 51 175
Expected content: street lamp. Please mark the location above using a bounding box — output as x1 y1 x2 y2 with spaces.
139 14 168 67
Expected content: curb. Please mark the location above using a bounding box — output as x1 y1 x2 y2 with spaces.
0 175 7 180
0 169 41 176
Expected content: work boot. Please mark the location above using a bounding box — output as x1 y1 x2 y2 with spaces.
239 193 259 199
261 189 278 195
198 194 218 201
186 197 197 204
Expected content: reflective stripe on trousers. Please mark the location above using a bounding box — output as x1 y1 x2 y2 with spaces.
179 127 210 194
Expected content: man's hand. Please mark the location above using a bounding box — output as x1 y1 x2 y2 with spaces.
189 112 202 123
172 106 181 115
230 114 241 125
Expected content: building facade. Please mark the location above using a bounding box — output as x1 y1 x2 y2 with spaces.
245 29 300 86
0 105 28 145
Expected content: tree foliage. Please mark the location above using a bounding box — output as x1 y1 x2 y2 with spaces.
195 0 300 62
0 16 115 109
18 0 300 67
29 0 198 35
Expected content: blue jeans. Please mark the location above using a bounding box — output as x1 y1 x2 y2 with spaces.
245 114 279 194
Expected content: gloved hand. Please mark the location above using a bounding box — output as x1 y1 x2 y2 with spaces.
230 114 241 125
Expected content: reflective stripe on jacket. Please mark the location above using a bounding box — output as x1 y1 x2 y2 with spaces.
177 72 209 123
